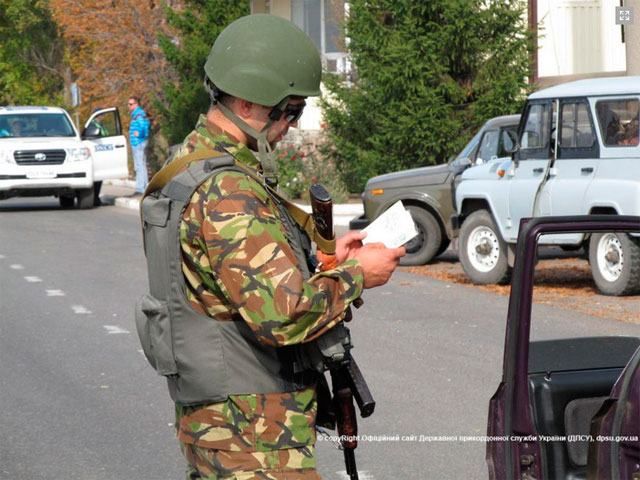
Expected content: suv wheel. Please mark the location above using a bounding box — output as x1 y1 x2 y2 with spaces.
399 206 442 266
93 181 103 207
459 209 511 284
76 186 95 209
59 194 75 209
589 232 640 296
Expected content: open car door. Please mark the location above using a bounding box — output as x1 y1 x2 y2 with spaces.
82 107 128 182
486 215 640 480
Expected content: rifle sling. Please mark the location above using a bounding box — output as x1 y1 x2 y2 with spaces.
143 149 336 255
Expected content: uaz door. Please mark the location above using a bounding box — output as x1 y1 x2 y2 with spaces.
506 101 555 242
543 99 600 245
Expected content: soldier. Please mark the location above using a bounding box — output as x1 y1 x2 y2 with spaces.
137 14 404 479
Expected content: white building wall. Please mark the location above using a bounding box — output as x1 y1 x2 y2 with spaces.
250 0 341 131
269 0 291 20
626 0 640 75
537 0 626 77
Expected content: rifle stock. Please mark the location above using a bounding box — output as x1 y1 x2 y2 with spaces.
309 183 333 241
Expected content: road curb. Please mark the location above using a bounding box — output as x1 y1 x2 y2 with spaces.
114 196 143 210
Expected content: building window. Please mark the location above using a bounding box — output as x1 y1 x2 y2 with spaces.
291 0 349 73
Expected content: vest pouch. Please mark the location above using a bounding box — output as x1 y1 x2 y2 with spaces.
135 294 178 376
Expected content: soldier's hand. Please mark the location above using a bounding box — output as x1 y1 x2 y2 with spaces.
354 243 405 289
335 230 367 263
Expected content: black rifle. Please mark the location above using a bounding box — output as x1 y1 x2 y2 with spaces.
309 184 375 480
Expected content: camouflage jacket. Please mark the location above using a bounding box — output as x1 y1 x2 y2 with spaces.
174 114 364 453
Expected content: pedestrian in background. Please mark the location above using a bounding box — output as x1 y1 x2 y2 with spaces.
128 96 150 195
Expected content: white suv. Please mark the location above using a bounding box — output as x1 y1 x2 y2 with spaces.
455 76 640 295
0 106 128 208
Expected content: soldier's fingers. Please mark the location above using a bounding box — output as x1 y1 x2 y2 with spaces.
363 242 387 250
395 246 406 257
340 230 366 244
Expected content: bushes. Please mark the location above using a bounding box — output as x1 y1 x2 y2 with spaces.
322 0 532 193
276 140 349 203
156 2 249 145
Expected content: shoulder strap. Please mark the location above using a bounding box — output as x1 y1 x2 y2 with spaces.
142 148 336 255
143 149 224 199
231 163 336 255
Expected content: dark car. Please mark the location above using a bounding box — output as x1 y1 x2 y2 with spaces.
487 215 640 480
350 114 520 265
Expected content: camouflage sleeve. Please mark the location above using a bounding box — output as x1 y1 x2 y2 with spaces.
198 173 364 347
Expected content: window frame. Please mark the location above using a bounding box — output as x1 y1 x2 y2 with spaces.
594 97 640 149
515 100 555 161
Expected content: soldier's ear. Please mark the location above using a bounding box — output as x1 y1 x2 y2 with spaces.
237 99 255 119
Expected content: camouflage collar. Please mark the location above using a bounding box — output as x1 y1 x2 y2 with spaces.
192 114 261 172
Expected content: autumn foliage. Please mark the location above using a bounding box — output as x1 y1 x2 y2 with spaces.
50 0 173 122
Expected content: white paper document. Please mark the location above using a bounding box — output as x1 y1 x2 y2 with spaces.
362 200 418 249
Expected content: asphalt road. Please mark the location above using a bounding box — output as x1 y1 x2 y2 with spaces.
1 196 638 480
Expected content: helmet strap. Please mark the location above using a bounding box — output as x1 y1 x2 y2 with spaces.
215 99 287 189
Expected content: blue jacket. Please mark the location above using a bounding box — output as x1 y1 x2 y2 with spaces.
129 106 150 147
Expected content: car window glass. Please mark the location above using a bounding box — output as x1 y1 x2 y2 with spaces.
0 113 75 138
560 102 596 148
595 98 639 147
476 130 499 164
520 103 552 150
89 110 118 138
499 126 518 156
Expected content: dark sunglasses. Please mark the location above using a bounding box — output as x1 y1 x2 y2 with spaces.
269 102 305 124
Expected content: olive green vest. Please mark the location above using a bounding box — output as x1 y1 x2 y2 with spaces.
135 154 320 406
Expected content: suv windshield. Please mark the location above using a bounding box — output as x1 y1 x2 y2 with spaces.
0 113 76 138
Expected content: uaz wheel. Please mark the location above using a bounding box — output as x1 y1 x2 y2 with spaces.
589 232 640 296
459 209 511 284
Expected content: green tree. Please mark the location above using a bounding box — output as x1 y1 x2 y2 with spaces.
0 0 65 105
322 0 532 192
157 1 249 144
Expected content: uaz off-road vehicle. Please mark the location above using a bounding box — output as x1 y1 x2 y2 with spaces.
350 115 520 265
454 76 640 296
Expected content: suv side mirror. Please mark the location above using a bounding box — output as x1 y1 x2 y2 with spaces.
82 125 101 139
451 156 473 174
457 156 472 167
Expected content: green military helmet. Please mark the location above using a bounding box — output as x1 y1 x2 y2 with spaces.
205 14 322 107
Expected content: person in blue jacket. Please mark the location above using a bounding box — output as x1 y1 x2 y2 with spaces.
128 96 151 194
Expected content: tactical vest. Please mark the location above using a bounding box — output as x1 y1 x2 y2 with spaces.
135 154 321 406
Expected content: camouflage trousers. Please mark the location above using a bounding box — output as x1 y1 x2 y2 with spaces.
180 442 322 480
